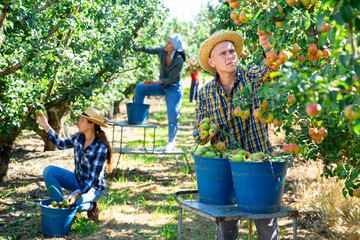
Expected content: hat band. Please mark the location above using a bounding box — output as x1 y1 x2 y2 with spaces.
82 112 90 117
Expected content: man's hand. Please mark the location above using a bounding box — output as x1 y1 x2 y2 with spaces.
199 124 219 142
258 27 274 51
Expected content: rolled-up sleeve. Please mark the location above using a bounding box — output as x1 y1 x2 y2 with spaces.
246 63 273 90
47 129 77 150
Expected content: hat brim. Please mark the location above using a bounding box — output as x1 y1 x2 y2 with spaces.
75 110 108 128
198 31 243 73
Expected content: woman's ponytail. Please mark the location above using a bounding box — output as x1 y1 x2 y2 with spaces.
95 124 113 171
174 51 186 62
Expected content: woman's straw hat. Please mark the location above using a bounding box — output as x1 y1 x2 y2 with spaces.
198 31 243 73
76 107 108 127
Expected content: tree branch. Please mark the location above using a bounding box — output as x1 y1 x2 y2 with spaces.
0 5 79 77
42 29 73 103
292 113 311 128
0 1 10 30
34 0 60 15
44 65 144 109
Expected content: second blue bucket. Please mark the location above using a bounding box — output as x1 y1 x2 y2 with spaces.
192 153 236 205
126 102 150 125
40 199 79 237
229 160 289 213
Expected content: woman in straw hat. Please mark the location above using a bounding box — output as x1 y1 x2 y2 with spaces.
134 34 186 152
193 30 279 239
36 107 112 221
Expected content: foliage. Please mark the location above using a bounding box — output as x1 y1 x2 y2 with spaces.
0 0 167 178
215 0 360 197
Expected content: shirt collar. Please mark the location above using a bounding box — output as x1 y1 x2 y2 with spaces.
212 67 241 88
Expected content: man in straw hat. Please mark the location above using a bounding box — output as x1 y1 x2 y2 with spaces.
36 107 113 221
193 30 279 239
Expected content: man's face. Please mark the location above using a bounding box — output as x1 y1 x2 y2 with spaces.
208 41 238 73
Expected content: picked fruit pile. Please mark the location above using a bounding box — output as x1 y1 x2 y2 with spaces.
194 143 286 162
195 117 291 161
46 199 72 209
199 117 218 138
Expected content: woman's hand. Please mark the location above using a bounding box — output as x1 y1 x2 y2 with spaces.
36 112 51 133
67 192 80 206
258 27 273 51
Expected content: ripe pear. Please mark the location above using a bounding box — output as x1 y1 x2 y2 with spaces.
200 122 210 130
232 155 246 162
202 117 210 124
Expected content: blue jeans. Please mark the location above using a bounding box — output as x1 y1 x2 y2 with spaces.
134 82 184 143
43 165 105 212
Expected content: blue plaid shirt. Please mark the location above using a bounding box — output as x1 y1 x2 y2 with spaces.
47 129 108 194
193 65 273 154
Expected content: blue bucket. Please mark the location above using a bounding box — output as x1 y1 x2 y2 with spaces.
40 199 79 237
229 160 289 213
192 153 236 205
126 102 150 125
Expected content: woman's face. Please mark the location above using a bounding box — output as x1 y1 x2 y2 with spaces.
164 37 175 52
78 116 94 133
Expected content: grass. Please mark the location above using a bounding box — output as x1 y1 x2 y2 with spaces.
1 79 360 239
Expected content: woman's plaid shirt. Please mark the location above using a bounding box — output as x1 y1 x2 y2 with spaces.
47 129 107 194
193 65 273 154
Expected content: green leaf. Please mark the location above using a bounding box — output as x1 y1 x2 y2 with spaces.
340 5 354 23
333 12 345 25
270 72 281 78
269 36 275 45
355 17 360 31
345 179 354 189
339 54 352 66
316 13 327 31
354 64 360 76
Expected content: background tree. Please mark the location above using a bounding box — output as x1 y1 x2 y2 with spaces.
0 0 167 182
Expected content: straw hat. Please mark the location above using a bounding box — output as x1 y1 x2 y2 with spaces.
75 107 108 127
198 31 243 73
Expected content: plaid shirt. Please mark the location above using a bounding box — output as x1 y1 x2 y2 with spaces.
47 129 107 194
193 65 273 154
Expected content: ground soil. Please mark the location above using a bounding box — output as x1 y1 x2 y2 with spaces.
0 77 336 240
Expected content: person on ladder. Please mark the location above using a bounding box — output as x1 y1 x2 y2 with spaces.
134 34 186 152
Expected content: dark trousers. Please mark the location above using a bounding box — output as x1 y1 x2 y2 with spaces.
189 81 199 102
218 218 279 240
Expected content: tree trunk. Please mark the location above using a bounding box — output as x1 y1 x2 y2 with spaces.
105 105 114 119
113 101 120 115
0 141 14 183
32 100 72 151
113 83 137 115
